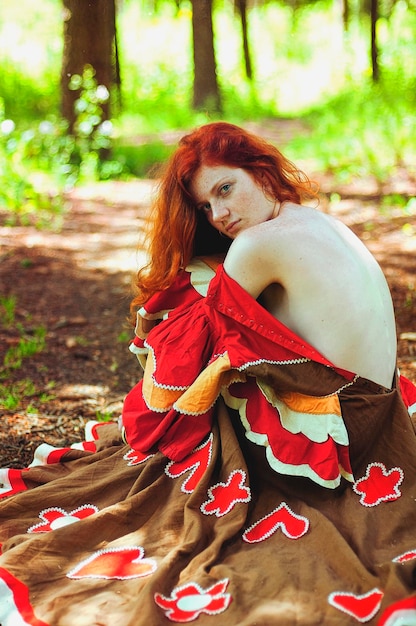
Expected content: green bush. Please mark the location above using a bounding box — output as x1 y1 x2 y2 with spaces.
287 70 416 183
0 0 414 218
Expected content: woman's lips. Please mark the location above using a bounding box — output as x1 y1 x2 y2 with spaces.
225 220 240 235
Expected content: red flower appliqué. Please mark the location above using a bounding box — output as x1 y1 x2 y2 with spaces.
200 469 251 517
165 434 213 493
28 505 99 533
123 448 155 466
155 579 232 622
378 596 416 626
353 462 404 507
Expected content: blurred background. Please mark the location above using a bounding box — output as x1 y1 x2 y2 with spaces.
0 0 414 226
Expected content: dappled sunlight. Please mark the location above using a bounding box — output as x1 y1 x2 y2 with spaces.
0 180 155 274
55 384 110 401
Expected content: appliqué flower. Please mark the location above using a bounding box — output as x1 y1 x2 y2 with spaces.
200 469 251 517
328 588 384 622
67 546 157 580
243 502 309 543
378 596 416 626
165 434 213 493
353 462 404 507
28 505 99 533
123 448 155 466
154 579 232 622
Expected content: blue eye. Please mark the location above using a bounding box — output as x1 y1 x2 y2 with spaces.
220 184 231 194
198 203 211 213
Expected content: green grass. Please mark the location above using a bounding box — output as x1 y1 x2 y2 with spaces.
0 296 49 411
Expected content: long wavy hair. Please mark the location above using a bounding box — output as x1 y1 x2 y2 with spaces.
131 121 318 314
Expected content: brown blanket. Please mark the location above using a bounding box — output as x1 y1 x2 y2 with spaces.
1 260 416 625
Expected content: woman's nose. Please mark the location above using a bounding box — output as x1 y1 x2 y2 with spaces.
210 201 229 223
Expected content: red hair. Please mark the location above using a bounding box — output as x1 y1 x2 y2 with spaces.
131 122 318 314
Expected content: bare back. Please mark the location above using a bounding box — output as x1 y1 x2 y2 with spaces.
223 203 397 388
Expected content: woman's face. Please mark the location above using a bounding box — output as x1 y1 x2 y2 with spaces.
190 164 277 239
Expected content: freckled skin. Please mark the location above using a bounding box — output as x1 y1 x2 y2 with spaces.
191 165 397 389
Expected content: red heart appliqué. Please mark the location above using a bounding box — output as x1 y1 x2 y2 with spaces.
165 434 213 493
243 502 309 542
67 546 157 580
393 548 416 563
328 588 384 622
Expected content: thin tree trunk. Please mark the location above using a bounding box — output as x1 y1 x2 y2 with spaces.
191 0 221 111
237 0 253 80
342 0 350 31
370 0 379 81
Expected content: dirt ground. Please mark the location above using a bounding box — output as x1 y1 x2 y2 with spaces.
0 130 415 469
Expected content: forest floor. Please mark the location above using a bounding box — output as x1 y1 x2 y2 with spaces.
0 119 415 468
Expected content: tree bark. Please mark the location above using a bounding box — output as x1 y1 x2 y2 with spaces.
61 0 116 129
342 0 350 31
191 0 221 111
236 0 253 80
370 0 379 81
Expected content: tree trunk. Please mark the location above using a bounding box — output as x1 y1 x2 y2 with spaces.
191 0 221 111
236 0 253 80
370 0 379 81
61 0 116 129
342 0 350 31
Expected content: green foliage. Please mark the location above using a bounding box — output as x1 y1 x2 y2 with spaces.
0 105 65 227
287 68 416 183
3 326 46 371
116 61 208 134
0 0 414 211
0 0 62 123
0 65 60 123
112 142 174 178
95 409 117 423
0 296 48 411
68 66 125 181
0 66 131 225
0 294 17 327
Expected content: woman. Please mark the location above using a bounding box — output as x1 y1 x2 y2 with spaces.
122 121 407 479
132 121 396 389
1 123 415 626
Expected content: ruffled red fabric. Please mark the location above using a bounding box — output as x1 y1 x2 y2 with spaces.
123 264 361 487
122 380 214 460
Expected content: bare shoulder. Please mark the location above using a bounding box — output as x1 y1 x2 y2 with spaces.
223 201 385 299
226 203 304 255
223 203 307 297
223 225 281 299
224 204 330 273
